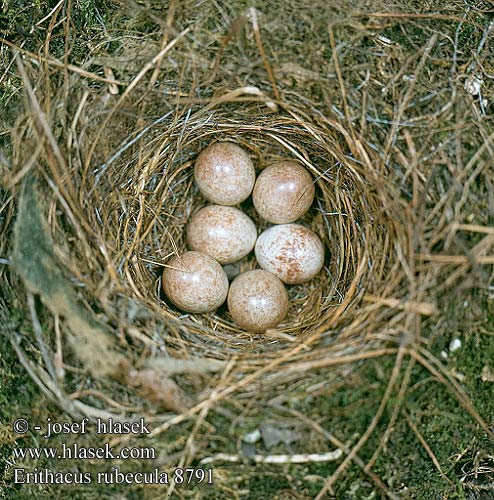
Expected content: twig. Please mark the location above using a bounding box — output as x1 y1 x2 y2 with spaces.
328 27 354 138
200 449 342 465
27 291 57 384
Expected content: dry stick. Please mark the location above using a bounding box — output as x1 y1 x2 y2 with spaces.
35 0 64 26
61 0 73 128
5 143 42 188
205 15 247 86
41 5 59 127
363 12 481 27
315 347 405 500
54 315 64 382
284 348 398 374
15 54 97 265
418 254 494 265
363 294 436 316
27 292 57 384
382 34 437 165
411 349 494 439
0 40 25 86
450 223 494 235
250 8 280 101
11 338 62 407
15 54 66 172
10 337 81 418
148 0 177 88
200 450 343 465
402 410 454 486
0 38 124 86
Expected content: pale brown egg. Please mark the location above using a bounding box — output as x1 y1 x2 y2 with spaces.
194 142 256 205
162 251 229 313
227 270 288 332
255 224 324 284
186 205 257 264
252 161 315 223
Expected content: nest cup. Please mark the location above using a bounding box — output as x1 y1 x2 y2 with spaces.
68 95 400 363
7 87 407 409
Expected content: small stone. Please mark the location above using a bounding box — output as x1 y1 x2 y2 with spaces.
243 429 262 444
449 338 462 353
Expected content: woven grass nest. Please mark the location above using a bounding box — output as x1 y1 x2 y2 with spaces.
6 73 403 402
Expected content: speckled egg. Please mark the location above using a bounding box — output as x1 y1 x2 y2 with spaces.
186 205 257 264
162 251 229 313
252 161 315 223
194 142 256 205
227 270 288 332
255 224 324 284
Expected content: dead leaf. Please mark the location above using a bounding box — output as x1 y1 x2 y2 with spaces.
125 368 192 412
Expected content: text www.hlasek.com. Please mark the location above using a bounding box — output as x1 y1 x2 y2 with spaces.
13 443 155 461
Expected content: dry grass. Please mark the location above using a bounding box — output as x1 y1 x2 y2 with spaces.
1 1 493 498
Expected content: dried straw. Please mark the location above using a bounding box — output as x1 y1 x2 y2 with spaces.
1 4 493 495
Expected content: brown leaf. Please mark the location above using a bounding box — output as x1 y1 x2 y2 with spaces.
126 368 192 412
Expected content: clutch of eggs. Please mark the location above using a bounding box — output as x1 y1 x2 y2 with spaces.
160 141 325 332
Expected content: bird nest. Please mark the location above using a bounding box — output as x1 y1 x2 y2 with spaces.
3 65 424 419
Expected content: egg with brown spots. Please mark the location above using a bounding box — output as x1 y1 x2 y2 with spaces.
252 161 315 223
162 251 229 313
255 224 324 285
227 270 288 332
194 142 256 205
186 205 257 264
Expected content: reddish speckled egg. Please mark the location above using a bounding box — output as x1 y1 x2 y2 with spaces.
252 161 315 223
186 205 257 264
162 251 229 313
227 270 288 332
255 224 324 284
194 142 256 205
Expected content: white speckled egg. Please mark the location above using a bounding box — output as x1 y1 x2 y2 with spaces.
252 161 315 223
255 224 324 284
186 205 257 264
162 251 229 313
194 142 256 205
227 270 288 332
